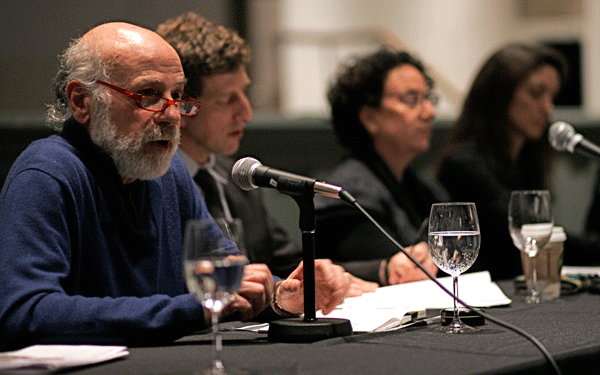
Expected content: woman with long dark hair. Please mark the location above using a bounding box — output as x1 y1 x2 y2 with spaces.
437 43 568 280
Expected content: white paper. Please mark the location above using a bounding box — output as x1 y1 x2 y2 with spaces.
366 271 512 309
0 345 129 372
317 307 425 332
318 271 510 332
562 265 600 276
238 271 511 334
236 322 270 332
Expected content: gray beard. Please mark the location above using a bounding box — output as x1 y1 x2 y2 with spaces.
89 105 180 181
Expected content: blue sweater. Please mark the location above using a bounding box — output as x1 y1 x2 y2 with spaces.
0 120 228 350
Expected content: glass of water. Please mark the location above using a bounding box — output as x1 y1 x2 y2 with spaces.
428 202 481 333
214 218 246 256
183 219 248 374
508 190 553 304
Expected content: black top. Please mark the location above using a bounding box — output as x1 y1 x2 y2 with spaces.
438 144 530 280
438 144 600 281
314 151 449 282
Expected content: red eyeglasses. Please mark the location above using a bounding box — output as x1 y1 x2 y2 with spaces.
96 80 200 116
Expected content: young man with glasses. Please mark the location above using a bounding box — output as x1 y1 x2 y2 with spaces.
314 48 448 286
0 21 351 351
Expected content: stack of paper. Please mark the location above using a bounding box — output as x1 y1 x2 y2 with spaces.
0 345 129 373
366 270 512 309
318 271 511 332
562 265 600 276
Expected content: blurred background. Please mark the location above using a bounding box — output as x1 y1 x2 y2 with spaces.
1 0 599 243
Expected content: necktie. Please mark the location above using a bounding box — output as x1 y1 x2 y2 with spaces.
194 168 225 219
193 168 246 255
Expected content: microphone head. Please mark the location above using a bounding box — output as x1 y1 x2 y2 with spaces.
548 121 576 152
231 157 262 191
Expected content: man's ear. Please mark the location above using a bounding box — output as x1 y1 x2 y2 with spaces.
66 81 92 125
358 105 379 136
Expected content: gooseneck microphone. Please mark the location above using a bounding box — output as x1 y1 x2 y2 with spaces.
233 157 357 342
231 157 349 200
232 160 560 372
549 121 600 160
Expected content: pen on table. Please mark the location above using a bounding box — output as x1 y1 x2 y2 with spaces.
414 217 429 244
389 315 441 331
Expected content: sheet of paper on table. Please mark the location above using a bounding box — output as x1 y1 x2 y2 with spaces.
317 307 427 332
562 265 600 276
0 345 129 373
318 271 511 332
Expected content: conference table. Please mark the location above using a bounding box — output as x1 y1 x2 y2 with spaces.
69 280 599 375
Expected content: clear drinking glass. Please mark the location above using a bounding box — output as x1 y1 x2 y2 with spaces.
214 218 246 256
183 219 248 375
428 203 481 333
508 190 553 304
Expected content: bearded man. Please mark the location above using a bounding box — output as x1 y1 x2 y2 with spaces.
0 21 350 351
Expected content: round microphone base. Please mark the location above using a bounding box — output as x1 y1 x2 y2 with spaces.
267 318 352 343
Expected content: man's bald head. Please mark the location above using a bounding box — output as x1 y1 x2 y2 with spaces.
46 22 183 130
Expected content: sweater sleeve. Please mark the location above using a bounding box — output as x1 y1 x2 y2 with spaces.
0 167 208 351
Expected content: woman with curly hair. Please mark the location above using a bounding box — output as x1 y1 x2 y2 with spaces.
315 47 447 286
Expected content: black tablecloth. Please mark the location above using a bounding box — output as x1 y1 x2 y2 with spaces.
66 281 600 375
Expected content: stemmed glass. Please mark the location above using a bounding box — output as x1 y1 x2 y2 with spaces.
508 190 553 304
214 218 246 255
183 219 248 375
428 203 481 333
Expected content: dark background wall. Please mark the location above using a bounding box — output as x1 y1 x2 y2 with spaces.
0 1 246 114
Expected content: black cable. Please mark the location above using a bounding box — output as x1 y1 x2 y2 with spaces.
338 190 562 375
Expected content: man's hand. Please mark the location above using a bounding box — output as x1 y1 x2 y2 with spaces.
386 242 438 285
226 263 274 321
346 274 378 297
275 259 352 316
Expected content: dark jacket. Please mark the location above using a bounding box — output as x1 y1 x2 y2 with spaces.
439 144 600 281
314 152 449 283
194 155 303 278
437 144 528 280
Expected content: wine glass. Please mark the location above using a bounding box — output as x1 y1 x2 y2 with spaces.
183 219 248 375
508 190 553 304
214 218 246 256
428 203 481 333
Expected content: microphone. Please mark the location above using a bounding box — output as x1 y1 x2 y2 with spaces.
231 157 345 199
548 121 600 160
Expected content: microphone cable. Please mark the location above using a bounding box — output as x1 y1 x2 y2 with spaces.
338 190 562 375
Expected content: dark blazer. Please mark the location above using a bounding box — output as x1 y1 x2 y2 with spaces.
438 144 600 280
314 152 449 283
437 145 528 280
201 156 302 278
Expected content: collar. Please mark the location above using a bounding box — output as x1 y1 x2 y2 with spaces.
177 150 229 186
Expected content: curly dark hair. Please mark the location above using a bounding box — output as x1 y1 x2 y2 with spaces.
327 47 433 155
156 12 250 98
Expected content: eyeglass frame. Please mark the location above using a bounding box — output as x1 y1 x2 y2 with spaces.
382 89 440 109
95 80 201 116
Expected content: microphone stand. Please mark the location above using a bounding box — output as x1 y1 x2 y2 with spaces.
267 191 352 343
